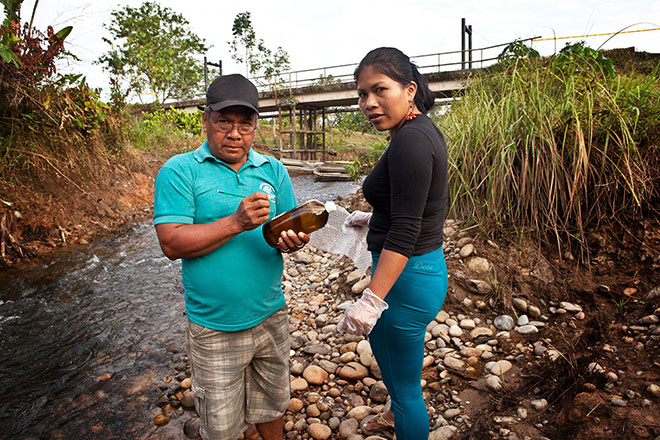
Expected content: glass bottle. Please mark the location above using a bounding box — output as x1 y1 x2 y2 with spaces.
262 199 336 248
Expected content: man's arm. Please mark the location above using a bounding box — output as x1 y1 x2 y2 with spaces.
155 193 271 260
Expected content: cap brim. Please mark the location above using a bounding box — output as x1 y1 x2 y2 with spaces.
208 99 259 115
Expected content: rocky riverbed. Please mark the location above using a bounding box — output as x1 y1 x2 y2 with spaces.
148 197 660 440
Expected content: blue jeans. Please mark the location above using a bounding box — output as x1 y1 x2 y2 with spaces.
369 247 448 440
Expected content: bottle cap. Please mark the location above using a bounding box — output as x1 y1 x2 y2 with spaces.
324 201 337 212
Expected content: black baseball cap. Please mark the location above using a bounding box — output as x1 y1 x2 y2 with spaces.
205 74 259 114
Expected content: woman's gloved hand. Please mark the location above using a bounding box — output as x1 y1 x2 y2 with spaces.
343 210 372 228
337 288 388 335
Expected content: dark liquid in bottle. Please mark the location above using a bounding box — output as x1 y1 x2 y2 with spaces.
262 200 330 248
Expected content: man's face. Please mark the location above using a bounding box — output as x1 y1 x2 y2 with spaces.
203 106 257 170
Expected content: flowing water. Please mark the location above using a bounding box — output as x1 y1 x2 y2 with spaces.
0 176 359 439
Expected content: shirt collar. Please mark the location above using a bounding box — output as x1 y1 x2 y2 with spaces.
192 141 269 168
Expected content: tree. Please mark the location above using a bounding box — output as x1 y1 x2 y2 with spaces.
228 11 289 84
98 1 207 104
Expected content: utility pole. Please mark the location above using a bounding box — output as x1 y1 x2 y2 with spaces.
461 18 473 69
204 59 223 91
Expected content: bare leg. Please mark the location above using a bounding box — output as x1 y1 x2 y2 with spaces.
255 416 283 440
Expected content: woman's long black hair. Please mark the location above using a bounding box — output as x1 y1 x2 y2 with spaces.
354 47 435 114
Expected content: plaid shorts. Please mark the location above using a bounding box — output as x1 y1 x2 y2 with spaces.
186 306 290 439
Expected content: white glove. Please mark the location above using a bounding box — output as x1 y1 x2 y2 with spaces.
337 288 388 335
344 210 372 228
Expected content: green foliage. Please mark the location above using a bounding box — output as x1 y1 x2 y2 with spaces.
228 11 290 83
346 140 387 181
128 108 203 151
553 41 616 78
98 1 207 104
331 111 374 134
498 40 540 64
439 45 659 262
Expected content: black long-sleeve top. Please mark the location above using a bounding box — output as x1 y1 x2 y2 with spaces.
362 114 448 257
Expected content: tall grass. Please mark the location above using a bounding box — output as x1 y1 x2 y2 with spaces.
439 52 659 261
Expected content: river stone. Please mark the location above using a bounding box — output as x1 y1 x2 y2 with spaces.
449 324 463 337
347 405 372 421
430 425 458 440
307 404 321 417
494 315 515 331
352 277 370 294
183 417 200 437
459 318 476 329
369 361 382 380
512 298 528 312
346 269 362 285
459 243 474 258
486 375 502 390
291 361 304 376
318 359 338 374
489 360 513 375
647 384 660 397
639 315 660 325
180 377 191 390
470 327 493 339
467 257 491 273
443 408 461 419
290 378 309 392
338 418 359 439
288 398 304 412
560 301 583 313
517 325 539 335
531 398 548 411
338 362 369 380
303 343 332 355
369 380 389 403
154 414 170 426
307 423 332 440
517 314 529 326
181 390 195 409
443 356 465 370
340 352 356 363
436 310 450 322
528 305 542 318
466 278 492 295
303 365 329 385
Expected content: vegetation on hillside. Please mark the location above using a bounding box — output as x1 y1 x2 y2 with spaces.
438 41 660 261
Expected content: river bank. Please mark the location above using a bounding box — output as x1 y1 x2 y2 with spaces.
144 189 660 440
1 148 659 439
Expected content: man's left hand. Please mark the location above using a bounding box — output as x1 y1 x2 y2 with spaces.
278 230 309 253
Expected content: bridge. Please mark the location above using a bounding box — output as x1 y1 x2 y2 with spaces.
169 37 537 160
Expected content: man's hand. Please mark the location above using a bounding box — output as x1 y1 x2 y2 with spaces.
278 230 310 253
232 193 271 231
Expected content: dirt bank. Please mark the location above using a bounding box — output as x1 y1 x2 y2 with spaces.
0 147 162 267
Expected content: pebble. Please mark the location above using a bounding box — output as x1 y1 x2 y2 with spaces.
494 315 515 331
159 237 653 440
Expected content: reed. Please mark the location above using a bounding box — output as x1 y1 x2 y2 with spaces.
439 52 659 261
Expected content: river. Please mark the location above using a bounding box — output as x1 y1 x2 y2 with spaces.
0 176 360 439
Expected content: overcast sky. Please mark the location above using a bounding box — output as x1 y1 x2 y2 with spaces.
17 0 660 99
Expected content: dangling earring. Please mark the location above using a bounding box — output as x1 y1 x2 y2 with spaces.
406 103 416 120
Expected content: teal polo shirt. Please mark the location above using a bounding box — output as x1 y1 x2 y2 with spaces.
153 142 297 331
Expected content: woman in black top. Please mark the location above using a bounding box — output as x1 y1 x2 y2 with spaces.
337 47 449 440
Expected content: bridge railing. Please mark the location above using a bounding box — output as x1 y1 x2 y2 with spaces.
249 36 538 94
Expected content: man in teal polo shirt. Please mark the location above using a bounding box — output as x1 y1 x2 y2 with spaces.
154 74 308 440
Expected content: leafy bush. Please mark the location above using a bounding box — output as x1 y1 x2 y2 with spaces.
127 108 204 152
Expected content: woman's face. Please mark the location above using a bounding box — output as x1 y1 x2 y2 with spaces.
357 65 417 135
